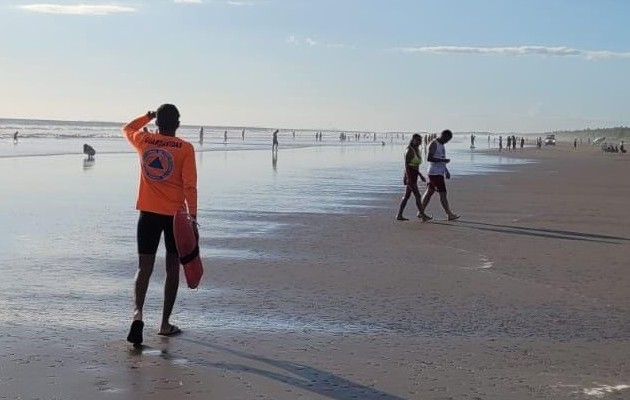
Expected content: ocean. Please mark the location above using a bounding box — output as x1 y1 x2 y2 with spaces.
0 118 530 334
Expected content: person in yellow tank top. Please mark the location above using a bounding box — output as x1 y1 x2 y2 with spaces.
396 134 432 221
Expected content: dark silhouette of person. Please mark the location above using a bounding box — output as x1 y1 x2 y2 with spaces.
272 129 279 151
83 143 96 160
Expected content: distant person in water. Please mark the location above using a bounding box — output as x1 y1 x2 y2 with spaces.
83 143 96 160
512 135 517 151
122 104 198 346
199 127 204 144
13 131 19 143
421 129 460 221
223 130 227 143
272 129 279 151
396 134 432 221
242 129 245 141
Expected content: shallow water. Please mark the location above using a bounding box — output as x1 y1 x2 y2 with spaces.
0 123 532 334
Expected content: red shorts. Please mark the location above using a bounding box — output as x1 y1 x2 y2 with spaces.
427 175 447 192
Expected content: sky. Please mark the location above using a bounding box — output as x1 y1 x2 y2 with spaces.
1 0 629 133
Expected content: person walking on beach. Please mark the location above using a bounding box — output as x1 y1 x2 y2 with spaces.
396 134 432 221
122 104 198 346
272 129 279 152
421 129 460 221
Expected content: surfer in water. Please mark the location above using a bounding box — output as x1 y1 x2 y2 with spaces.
122 104 198 345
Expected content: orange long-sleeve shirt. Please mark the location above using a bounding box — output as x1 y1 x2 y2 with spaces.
122 114 197 216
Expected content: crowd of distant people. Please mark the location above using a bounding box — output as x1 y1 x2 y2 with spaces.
601 141 626 153
496 135 526 151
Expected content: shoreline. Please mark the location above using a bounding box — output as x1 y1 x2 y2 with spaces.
2 142 629 399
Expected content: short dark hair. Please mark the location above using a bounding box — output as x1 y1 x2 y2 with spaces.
440 129 453 140
408 133 422 147
156 104 180 133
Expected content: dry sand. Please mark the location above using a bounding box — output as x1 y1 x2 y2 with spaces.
2 141 629 399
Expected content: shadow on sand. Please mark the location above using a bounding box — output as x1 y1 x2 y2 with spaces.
131 339 405 400
435 220 629 244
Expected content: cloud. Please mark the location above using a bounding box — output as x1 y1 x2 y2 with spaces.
285 35 348 49
174 0 260 5
17 4 136 15
395 45 630 60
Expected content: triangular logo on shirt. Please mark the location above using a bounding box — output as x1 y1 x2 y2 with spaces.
149 157 164 169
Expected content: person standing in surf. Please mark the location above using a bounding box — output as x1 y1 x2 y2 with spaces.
122 104 198 346
272 129 279 151
421 129 460 221
396 134 432 221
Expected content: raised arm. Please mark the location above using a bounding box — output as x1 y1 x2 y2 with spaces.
122 111 155 149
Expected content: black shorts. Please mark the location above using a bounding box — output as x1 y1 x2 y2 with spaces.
137 211 177 255
427 175 447 192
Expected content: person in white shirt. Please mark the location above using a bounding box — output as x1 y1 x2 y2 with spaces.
422 129 460 221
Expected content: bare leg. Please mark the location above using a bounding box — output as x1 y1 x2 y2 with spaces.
421 187 435 211
396 186 412 220
161 252 180 332
411 184 432 221
133 254 155 321
438 192 459 219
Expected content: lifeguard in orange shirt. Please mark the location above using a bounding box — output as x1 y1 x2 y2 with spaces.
123 104 197 346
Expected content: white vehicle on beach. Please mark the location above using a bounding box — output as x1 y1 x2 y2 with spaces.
592 136 606 145
544 134 556 146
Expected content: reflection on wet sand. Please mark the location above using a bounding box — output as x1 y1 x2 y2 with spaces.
82 157 95 170
272 150 277 171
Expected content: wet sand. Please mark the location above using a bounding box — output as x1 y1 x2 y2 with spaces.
2 141 629 399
